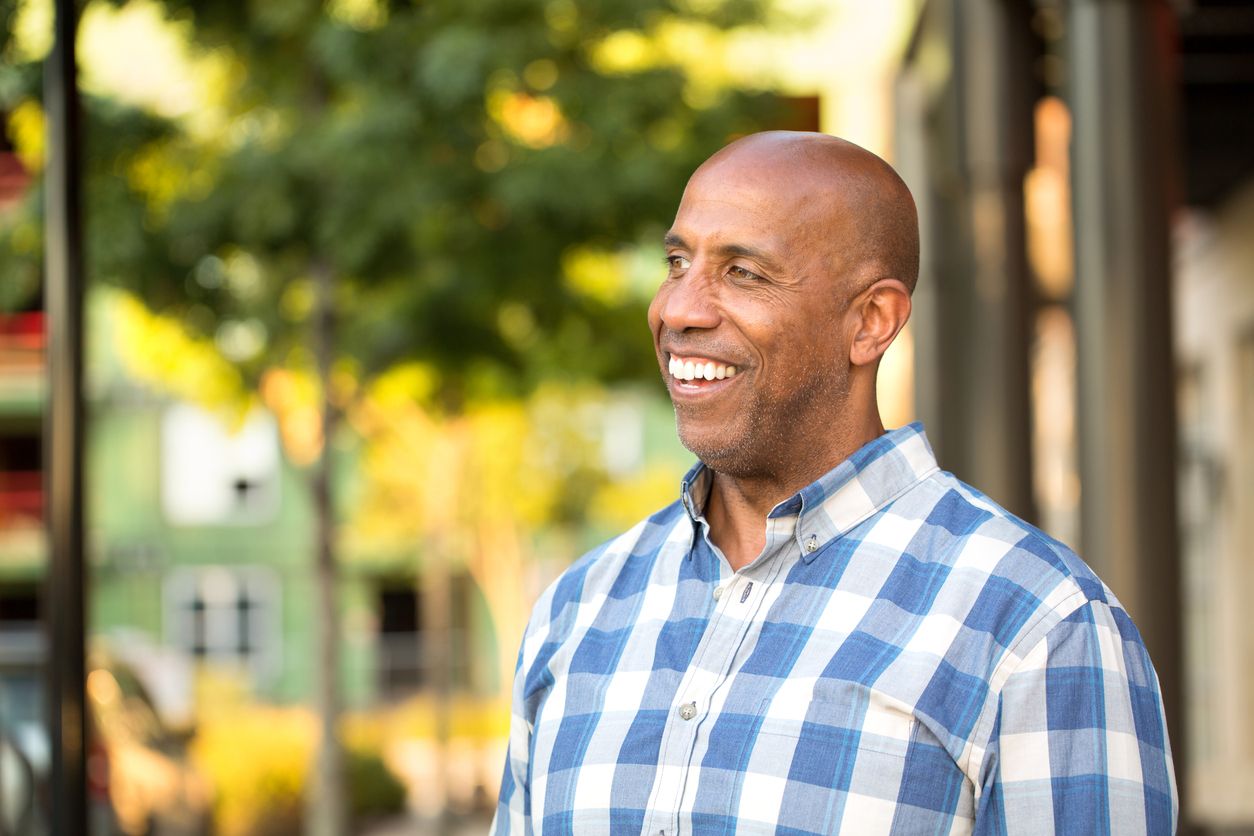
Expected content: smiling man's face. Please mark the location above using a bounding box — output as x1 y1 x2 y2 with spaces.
648 140 863 481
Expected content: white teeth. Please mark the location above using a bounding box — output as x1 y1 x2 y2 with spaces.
668 356 739 383
667 360 742 386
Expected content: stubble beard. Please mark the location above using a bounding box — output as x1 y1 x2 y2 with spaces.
673 363 853 483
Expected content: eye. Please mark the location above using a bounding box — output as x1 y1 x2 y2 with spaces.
665 254 691 271
728 264 764 282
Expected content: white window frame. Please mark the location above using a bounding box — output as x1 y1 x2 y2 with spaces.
163 566 281 684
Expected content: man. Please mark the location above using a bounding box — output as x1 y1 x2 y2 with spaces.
494 132 1176 834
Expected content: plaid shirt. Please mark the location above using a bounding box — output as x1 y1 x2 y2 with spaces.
494 424 1177 834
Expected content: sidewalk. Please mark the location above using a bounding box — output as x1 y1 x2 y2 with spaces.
359 811 493 836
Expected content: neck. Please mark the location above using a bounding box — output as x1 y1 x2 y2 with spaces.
703 410 885 571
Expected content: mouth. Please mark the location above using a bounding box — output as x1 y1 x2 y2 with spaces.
665 354 741 394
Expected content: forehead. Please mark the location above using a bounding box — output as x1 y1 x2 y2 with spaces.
669 156 844 260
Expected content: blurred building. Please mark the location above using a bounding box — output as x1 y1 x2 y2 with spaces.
897 0 1254 831
0 290 496 712
0 140 42 637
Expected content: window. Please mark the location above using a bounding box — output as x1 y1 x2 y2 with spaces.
377 584 422 696
375 573 474 699
164 567 279 682
160 404 280 526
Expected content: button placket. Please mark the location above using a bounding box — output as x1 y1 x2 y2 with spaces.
650 539 791 834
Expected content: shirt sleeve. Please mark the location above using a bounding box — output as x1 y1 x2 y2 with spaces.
975 599 1178 834
492 639 534 835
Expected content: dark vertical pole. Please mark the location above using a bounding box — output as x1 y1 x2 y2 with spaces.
910 0 1036 520
953 0 1037 521
1069 0 1187 826
42 0 87 832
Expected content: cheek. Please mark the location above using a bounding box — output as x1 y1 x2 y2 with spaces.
757 317 848 378
719 300 775 350
792 304 852 356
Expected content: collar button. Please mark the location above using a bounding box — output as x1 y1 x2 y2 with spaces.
804 534 819 553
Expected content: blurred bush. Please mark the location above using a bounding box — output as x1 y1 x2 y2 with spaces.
191 702 405 836
346 747 407 823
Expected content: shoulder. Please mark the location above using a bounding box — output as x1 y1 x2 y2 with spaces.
883 468 1153 716
899 474 1168 765
512 500 690 706
521 498 690 647
903 470 1125 637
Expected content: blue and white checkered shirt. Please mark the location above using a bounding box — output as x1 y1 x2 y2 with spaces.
494 423 1177 834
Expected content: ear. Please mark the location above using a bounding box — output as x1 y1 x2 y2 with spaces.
848 278 912 367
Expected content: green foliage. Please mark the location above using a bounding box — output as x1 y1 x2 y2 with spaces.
0 84 187 313
2 0 779 397
0 0 26 74
346 746 407 821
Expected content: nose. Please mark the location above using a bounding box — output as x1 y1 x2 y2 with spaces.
655 270 720 332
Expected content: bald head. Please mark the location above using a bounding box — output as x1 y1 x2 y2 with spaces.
694 131 920 294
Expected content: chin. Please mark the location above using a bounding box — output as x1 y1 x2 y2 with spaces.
676 423 761 477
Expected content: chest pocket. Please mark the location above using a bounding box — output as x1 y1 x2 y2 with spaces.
711 687 918 834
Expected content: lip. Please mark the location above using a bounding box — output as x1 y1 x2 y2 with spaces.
666 352 736 366
660 344 742 367
666 373 741 401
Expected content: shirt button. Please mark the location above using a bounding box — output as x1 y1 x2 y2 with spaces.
679 702 697 721
804 534 819 553
712 585 723 600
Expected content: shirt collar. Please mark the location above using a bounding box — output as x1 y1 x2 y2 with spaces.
678 422 940 563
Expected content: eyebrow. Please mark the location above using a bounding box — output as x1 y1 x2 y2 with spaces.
663 233 785 274
663 232 688 250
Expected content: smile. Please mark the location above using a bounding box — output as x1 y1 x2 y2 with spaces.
667 355 739 382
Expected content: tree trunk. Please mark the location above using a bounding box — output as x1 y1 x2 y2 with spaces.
421 552 452 821
307 259 347 836
465 518 529 707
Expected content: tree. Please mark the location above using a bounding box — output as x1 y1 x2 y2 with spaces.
2 0 779 830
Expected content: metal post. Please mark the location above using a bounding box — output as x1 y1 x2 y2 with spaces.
1069 0 1187 823
42 0 87 831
